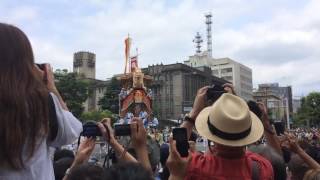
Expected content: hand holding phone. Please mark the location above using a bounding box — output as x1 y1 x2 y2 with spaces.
173 127 189 157
36 63 48 83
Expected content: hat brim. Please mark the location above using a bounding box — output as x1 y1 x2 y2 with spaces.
195 107 264 147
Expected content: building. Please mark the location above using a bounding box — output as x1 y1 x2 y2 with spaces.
253 86 282 122
142 63 227 122
73 51 96 79
293 98 302 113
73 51 108 111
85 78 108 112
253 83 293 128
184 53 253 101
257 83 293 115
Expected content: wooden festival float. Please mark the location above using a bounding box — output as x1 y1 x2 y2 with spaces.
117 39 160 165
118 36 153 119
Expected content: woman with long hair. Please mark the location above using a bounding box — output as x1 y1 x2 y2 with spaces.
0 23 82 179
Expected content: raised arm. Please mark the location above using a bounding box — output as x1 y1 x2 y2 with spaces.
97 118 137 163
44 64 69 110
257 102 283 155
130 118 152 172
283 133 320 170
62 137 96 180
182 86 209 139
182 84 236 139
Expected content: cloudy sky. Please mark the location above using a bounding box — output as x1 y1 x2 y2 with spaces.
1 0 319 97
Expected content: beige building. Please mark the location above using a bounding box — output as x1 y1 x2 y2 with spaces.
73 51 107 111
253 87 282 122
73 51 96 79
184 53 253 100
142 63 227 122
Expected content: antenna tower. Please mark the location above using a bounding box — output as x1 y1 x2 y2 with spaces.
193 32 203 54
205 12 212 57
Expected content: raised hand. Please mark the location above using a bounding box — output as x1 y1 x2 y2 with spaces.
257 102 270 124
189 86 210 120
166 138 192 179
43 64 57 92
73 137 96 166
223 83 236 95
97 118 116 145
281 133 301 153
130 117 147 148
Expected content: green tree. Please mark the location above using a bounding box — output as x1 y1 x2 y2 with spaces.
80 110 113 122
99 77 121 114
293 92 320 127
54 70 90 117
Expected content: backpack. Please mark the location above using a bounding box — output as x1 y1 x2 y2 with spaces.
48 94 58 141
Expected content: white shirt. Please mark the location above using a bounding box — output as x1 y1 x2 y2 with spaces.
0 93 83 180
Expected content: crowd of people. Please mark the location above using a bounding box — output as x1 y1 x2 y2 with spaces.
2 23 320 180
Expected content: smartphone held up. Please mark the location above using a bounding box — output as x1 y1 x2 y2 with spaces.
173 127 189 157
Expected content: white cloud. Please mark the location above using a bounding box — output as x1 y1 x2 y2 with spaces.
210 0 320 96
3 6 38 22
29 36 73 71
1 0 319 96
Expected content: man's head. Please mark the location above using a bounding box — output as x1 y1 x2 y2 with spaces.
53 157 74 180
195 94 264 148
53 149 74 162
67 163 104 180
104 162 153 180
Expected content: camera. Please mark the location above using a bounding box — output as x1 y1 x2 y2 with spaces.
206 84 225 103
35 63 48 83
82 121 102 137
114 124 131 136
36 63 46 70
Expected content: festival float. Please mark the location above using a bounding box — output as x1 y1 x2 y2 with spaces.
114 37 160 168
118 36 153 122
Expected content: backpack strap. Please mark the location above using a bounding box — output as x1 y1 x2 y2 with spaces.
251 159 260 180
48 93 58 141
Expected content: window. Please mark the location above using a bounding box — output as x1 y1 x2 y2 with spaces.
74 59 83 67
212 69 219 75
221 68 232 74
87 59 95 67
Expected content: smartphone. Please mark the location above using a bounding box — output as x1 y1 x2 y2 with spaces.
172 127 189 157
247 100 262 119
114 124 131 136
206 84 225 103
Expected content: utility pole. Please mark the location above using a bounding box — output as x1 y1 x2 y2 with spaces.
205 12 212 57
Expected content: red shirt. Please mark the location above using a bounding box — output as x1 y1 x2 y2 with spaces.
185 151 274 180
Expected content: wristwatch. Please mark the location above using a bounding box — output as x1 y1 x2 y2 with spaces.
184 114 195 125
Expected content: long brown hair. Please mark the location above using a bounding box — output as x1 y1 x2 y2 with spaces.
0 23 49 169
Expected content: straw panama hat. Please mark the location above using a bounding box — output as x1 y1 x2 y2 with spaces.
195 93 264 147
